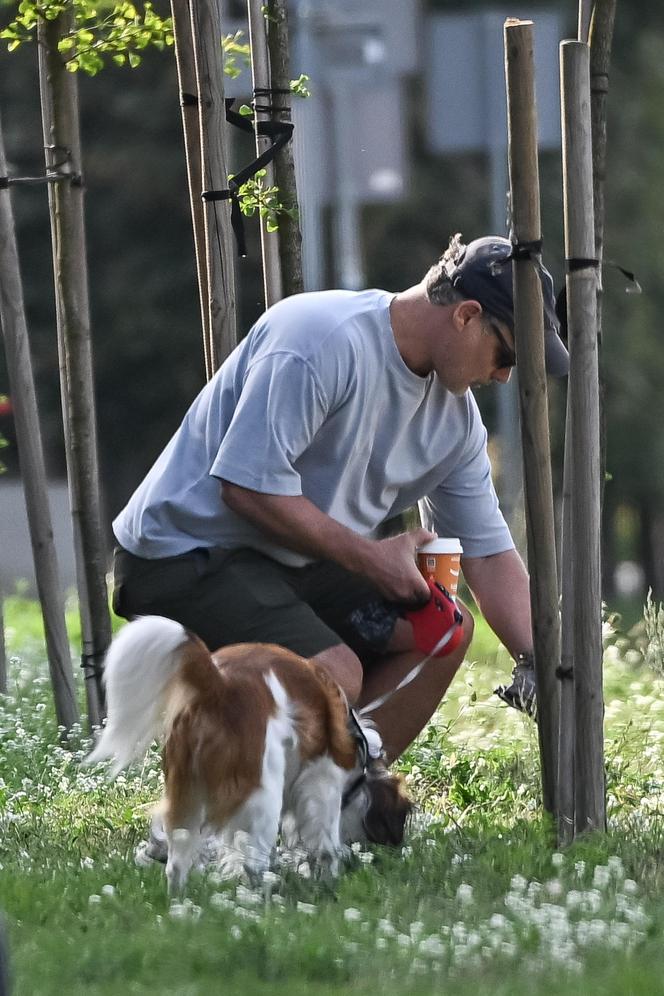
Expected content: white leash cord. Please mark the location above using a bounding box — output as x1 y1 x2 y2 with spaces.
357 625 458 717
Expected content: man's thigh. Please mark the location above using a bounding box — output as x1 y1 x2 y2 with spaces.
113 546 344 657
295 560 400 660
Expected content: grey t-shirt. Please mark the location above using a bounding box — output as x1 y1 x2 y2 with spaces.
113 289 513 565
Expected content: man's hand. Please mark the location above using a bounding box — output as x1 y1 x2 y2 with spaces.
363 528 435 604
221 483 434 604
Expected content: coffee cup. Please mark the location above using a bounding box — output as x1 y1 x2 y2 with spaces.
416 538 463 597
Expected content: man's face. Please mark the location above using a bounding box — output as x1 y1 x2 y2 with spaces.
433 306 515 395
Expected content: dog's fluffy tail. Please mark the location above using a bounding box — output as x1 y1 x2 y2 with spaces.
86 616 194 776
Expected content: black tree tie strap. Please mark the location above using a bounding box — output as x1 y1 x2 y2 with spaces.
565 257 601 272
1 146 77 189
510 238 544 261
201 97 294 257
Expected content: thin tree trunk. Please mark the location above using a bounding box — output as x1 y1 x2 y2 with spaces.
504 18 561 819
38 15 110 729
0 111 78 727
561 40 605 835
578 0 593 43
588 0 617 516
190 0 237 369
558 402 575 844
266 0 303 298
247 0 282 306
171 0 213 380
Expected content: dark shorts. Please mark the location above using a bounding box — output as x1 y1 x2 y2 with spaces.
112 546 400 660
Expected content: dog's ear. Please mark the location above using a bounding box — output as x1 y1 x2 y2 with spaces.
363 771 414 847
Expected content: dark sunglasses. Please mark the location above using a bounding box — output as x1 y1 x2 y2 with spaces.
487 321 517 369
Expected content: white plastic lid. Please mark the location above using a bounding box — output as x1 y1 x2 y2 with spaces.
417 537 463 555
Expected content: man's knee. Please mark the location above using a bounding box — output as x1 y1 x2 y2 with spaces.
386 596 474 656
311 644 363 704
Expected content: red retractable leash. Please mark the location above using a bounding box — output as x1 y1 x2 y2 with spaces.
358 579 464 717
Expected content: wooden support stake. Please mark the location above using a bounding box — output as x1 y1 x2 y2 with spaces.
247 0 283 306
0 111 78 729
504 19 561 818
561 40 605 834
578 0 593 43
190 0 237 370
558 412 576 844
38 15 110 729
266 0 303 298
171 0 213 380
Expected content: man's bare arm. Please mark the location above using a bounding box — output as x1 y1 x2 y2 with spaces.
221 481 432 604
461 548 534 656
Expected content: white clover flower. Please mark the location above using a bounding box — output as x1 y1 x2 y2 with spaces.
376 937 388 950
88 894 102 905
456 883 473 906
235 885 263 907
551 852 565 869
622 879 638 894
168 902 187 920
234 907 261 923
593 865 611 889
101 884 116 897
397 933 412 948
296 901 317 915
209 893 235 911
230 925 242 940
409 921 425 939
377 918 396 936
545 879 564 898
358 851 374 864
343 907 362 923
607 856 624 879
510 874 528 893
574 860 586 879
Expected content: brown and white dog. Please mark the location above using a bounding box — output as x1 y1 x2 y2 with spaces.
86 616 412 891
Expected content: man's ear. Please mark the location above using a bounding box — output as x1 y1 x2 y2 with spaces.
452 299 483 331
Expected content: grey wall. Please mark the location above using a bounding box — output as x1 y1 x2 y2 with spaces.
0 480 79 594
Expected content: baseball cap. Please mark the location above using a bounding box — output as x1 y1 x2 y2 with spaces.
446 235 569 377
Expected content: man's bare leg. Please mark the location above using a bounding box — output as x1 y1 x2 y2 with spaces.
357 603 474 762
312 603 474 762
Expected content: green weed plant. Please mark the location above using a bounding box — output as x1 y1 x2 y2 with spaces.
0 598 663 995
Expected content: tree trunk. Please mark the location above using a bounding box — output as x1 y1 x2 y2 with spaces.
561 40 605 835
0 111 78 728
190 0 237 369
504 19 561 819
248 0 282 306
38 14 110 729
266 0 304 298
171 0 212 379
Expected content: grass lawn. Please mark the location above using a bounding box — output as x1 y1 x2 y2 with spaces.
1 596 663 995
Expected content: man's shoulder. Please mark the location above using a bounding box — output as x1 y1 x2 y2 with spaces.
269 288 392 323
251 288 394 361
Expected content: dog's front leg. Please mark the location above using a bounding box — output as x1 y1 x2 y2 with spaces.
291 757 350 876
166 826 203 894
